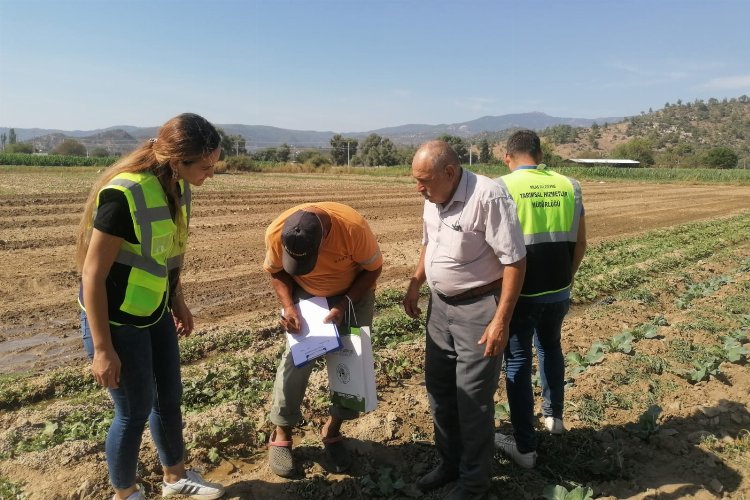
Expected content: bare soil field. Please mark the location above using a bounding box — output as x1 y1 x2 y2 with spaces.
1 169 750 499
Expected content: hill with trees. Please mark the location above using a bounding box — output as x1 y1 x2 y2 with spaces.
540 96 750 169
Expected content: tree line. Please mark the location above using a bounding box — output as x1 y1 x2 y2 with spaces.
5 95 747 169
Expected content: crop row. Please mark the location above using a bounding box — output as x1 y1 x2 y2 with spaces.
574 213 750 301
0 153 119 167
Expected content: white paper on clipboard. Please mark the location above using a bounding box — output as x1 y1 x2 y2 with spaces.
286 296 341 367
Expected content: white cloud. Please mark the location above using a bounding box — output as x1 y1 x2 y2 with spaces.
701 74 750 90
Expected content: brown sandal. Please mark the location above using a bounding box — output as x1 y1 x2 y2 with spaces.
268 430 295 478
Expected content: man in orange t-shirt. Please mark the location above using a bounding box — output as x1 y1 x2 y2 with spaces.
263 202 382 478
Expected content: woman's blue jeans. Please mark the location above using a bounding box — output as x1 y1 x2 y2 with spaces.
81 310 185 489
503 299 569 453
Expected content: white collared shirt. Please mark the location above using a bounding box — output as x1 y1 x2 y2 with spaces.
422 169 526 297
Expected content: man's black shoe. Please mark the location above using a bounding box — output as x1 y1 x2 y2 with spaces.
444 484 488 500
416 465 459 492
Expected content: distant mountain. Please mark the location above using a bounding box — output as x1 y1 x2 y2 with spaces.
217 125 336 148
0 112 623 153
10 129 141 155
357 112 623 144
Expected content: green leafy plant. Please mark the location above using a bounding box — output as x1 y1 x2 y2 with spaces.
625 405 662 441
603 331 634 354
566 342 605 377
684 356 722 383
181 357 274 412
374 288 404 309
720 336 750 362
13 408 112 453
360 467 420 497
602 389 633 410
376 353 421 383
543 484 594 500
675 275 732 309
0 477 26 499
494 401 510 421
0 367 100 411
570 397 605 426
372 311 424 348
629 323 661 340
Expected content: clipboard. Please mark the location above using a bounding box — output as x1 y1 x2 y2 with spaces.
286 296 342 367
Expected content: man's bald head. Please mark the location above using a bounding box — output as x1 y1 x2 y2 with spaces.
413 140 460 174
411 140 462 205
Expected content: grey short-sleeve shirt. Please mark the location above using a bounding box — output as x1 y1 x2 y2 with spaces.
422 169 526 297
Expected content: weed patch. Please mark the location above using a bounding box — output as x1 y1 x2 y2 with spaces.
11 406 112 453
0 367 99 410
182 356 275 412
0 477 26 499
372 309 424 348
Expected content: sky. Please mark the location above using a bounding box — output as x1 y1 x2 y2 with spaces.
1 0 749 133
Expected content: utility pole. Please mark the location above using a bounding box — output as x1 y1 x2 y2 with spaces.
469 144 473 165
347 141 350 167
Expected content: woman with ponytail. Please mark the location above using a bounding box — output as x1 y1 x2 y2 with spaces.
76 113 225 499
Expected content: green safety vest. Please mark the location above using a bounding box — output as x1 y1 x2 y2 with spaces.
82 171 190 326
497 167 582 298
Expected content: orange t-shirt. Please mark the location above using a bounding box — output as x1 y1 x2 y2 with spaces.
263 202 383 296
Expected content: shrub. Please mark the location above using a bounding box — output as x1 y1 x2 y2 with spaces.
224 155 258 172
702 147 739 169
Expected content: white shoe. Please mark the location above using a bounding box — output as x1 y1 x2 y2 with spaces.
544 416 565 435
494 432 537 469
162 470 225 499
113 485 146 500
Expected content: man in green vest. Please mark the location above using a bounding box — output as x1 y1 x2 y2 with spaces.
493 129 587 468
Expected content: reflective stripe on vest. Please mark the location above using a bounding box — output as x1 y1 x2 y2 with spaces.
108 177 170 277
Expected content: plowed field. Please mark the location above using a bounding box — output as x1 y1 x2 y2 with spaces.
2 172 748 374
2 169 750 500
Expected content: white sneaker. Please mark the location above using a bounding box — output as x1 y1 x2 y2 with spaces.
494 432 537 469
113 486 146 500
162 470 225 499
544 416 565 435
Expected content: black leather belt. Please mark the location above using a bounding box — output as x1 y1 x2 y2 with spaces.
436 279 501 305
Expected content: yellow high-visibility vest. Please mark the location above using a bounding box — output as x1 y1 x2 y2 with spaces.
81 171 189 325
498 167 582 298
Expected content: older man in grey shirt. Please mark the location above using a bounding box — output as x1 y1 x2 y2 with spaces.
404 140 526 500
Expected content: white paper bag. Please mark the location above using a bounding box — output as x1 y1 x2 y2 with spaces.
326 326 377 413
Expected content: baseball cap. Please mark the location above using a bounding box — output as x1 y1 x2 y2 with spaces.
281 210 323 276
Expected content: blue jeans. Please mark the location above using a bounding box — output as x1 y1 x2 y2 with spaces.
504 299 569 453
81 310 185 489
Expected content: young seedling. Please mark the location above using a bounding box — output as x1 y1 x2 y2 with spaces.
566 342 605 378
604 332 634 354
631 323 660 340
625 405 662 441
360 467 419 497
720 337 749 363
684 356 722 383
495 401 511 421
543 484 594 500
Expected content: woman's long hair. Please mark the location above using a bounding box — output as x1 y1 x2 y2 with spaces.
75 113 220 270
